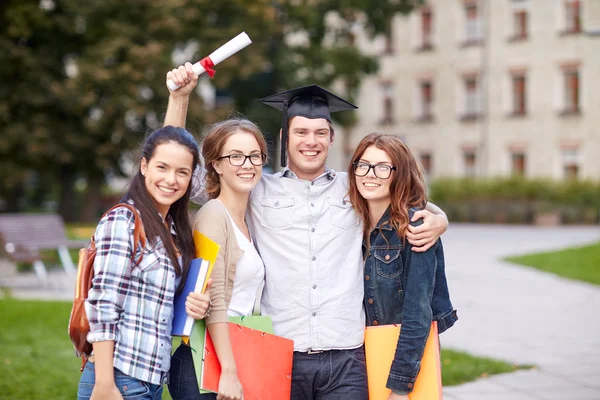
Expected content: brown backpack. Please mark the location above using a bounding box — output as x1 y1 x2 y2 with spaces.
68 203 146 371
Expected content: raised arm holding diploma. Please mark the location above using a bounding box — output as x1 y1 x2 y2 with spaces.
167 32 252 91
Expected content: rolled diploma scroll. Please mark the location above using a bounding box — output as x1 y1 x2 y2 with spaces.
167 32 252 91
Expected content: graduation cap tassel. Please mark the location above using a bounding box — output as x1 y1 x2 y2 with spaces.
280 99 289 168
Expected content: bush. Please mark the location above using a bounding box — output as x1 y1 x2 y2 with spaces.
429 178 600 224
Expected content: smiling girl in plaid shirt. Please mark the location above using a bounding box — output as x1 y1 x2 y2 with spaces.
77 126 212 400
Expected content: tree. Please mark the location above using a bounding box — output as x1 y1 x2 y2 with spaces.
0 0 423 220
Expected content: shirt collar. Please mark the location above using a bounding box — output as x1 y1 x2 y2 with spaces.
281 166 337 184
126 198 177 235
374 205 395 231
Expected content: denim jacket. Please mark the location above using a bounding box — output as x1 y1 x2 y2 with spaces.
363 206 458 394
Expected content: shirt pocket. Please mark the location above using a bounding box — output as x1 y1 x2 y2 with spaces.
373 248 403 280
131 238 165 281
261 197 294 231
327 197 360 230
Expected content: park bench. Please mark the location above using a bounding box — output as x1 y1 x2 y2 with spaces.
0 213 88 280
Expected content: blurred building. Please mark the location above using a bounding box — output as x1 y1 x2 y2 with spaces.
336 0 600 180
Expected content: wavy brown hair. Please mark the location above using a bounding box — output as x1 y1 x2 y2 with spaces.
348 133 427 243
202 117 268 199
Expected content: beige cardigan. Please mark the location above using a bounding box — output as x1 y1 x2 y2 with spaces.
192 199 244 325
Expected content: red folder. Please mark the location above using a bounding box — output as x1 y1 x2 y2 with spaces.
201 323 294 400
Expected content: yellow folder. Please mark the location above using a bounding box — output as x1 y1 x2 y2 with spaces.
364 322 442 400
180 231 221 345
193 230 220 293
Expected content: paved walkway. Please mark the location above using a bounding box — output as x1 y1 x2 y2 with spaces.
1 224 599 399
440 224 600 400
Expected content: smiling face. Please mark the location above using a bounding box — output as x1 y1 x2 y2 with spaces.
355 145 395 207
140 141 194 218
286 116 333 181
213 130 263 196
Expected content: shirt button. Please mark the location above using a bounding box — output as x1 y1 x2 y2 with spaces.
162 319 166 322
275 201 280 206
368 298 374 304
384 254 390 261
312 256 316 261
171 274 175 278
312 284 317 289
373 320 379 326
365 275 370 281
310 203 314 207
311 227 315 233
407 383 414 388
312 312 316 317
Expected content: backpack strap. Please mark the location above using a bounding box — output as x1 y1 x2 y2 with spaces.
97 203 147 267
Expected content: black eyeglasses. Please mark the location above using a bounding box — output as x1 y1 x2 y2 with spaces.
218 153 267 166
353 161 396 179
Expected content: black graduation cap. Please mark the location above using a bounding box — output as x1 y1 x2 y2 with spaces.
259 85 357 167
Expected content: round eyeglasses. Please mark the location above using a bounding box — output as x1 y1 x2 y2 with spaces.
218 153 267 166
353 161 396 179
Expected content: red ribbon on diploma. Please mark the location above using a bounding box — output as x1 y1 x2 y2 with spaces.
200 56 216 78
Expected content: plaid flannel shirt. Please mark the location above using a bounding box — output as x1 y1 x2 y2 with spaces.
85 204 177 385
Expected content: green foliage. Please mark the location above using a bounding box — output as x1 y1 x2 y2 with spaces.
0 297 530 399
429 178 600 224
0 0 424 219
505 242 600 286
430 177 600 206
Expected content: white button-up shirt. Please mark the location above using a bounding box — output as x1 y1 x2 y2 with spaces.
191 166 365 351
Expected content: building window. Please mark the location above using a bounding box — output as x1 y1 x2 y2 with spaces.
464 2 482 45
419 80 434 121
563 67 580 114
562 148 580 179
420 152 432 175
511 152 526 176
463 150 477 177
420 7 433 50
565 0 582 34
461 74 481 120
380 82 394 124
511 72 527 116
513 9 528 40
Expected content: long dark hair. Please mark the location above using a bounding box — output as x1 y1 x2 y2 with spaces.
348 133 427 244
123 125 199 289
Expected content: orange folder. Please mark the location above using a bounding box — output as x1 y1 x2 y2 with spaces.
201 323 294 400
365 321 442 400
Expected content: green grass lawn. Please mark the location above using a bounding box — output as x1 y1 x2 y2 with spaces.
0 298 529 399
504 242 600 285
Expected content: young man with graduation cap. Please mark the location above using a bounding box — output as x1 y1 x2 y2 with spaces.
164 64 448 399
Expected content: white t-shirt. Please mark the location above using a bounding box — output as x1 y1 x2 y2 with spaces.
224 209 265 317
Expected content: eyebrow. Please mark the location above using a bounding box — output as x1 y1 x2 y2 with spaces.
358 158 392 164
225 149 262 154
155 161 192 172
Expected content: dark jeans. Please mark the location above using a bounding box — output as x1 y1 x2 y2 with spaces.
168 342 217 400
291 346 368 400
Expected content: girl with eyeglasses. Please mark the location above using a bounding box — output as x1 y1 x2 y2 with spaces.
347 133 457 400
168 118 268 400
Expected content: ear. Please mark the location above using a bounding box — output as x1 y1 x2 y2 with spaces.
329 132 335 147
279 128 283 141
212 160 223 175
140 157 148 176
